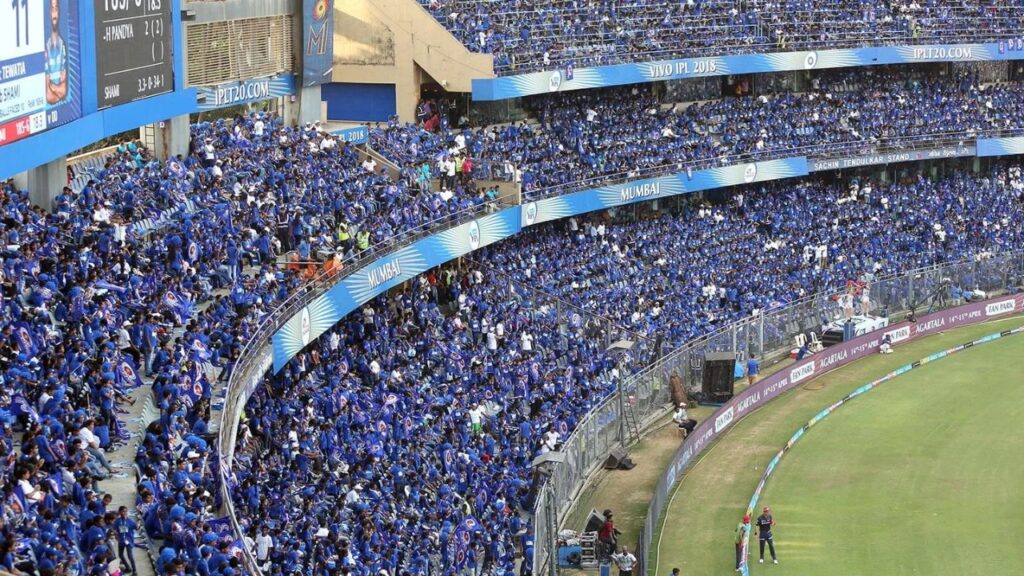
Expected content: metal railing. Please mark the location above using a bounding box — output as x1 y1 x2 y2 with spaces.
526 128 1011 201
530 250 1024 576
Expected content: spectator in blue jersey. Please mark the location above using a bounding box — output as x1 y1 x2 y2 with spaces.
746 355 760 386
418 0 1024 74
45 0 68 104
114 506 138 574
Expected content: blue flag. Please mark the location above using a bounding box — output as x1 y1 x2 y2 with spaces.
190 338 211 362
187 240 200 263
94 280 127 294
116 355 144 389
162 290 194 324
13 322 40 359
9 395 39 424
452 517 482 569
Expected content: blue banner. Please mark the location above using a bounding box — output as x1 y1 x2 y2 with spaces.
331 125 369 145
302 0 334 87
195 75 296 111
472 41 1024 100
272 208 522 371
976 136 1024 158
522 157 808 227
808 144 976 172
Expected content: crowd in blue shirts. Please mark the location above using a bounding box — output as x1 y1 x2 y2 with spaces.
227 163 1024 575
230 269 629 575
1 64 1023 576
418 0 1024 73
0 109 496 575
371 68 1024 198
490 165 1024 346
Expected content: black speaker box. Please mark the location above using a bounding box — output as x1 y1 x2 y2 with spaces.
702 352 736 402
584 510 605 533
603 447 636 470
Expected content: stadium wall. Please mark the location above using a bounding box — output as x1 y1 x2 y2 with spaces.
331 0 494 122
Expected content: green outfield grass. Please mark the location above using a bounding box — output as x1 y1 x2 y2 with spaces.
654 316 1024 576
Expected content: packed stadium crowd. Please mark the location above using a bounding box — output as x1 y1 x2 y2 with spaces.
0 56 1023 576
373 68 1024 197
489 166 1024 346
418 0 1024 73
226 165 1024 575
0 112 497 576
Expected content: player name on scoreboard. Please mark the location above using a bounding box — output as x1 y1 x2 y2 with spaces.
94 0 174 109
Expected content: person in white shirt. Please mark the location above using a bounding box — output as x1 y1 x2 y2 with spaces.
243 532 256 561
203 139 216 167
253 118 265 137
542 428 560 451
859 285 872 315
362 158 377 173
17 468 45 502
255 526 274 563
612 546 637 576
345 484 362 507
485 328 498 351
93 202 113 224
672 403 696 437
840 291 855 320
520 332 534 352
468 404 486 434
78 420 115 473
118 321 132 350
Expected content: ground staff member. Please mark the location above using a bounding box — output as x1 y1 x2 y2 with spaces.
735 514 750 572
757 506 778 564
612 546 637 576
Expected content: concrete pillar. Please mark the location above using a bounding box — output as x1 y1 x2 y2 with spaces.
284 84 323 126
145 114 191 161
26 157 67 212
12 172 28 192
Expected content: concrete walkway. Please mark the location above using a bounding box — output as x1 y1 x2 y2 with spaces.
100 280 238 576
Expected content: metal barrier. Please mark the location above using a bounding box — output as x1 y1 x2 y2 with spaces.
620 251 1024 576
526 129 1006 201
482 12 1022 73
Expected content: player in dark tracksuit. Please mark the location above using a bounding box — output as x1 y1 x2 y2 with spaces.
757 506 778 564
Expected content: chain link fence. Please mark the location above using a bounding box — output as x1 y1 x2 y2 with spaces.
532 251 1024 576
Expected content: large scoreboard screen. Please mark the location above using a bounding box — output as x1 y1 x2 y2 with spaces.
0 0 82 146
94 0 173 109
